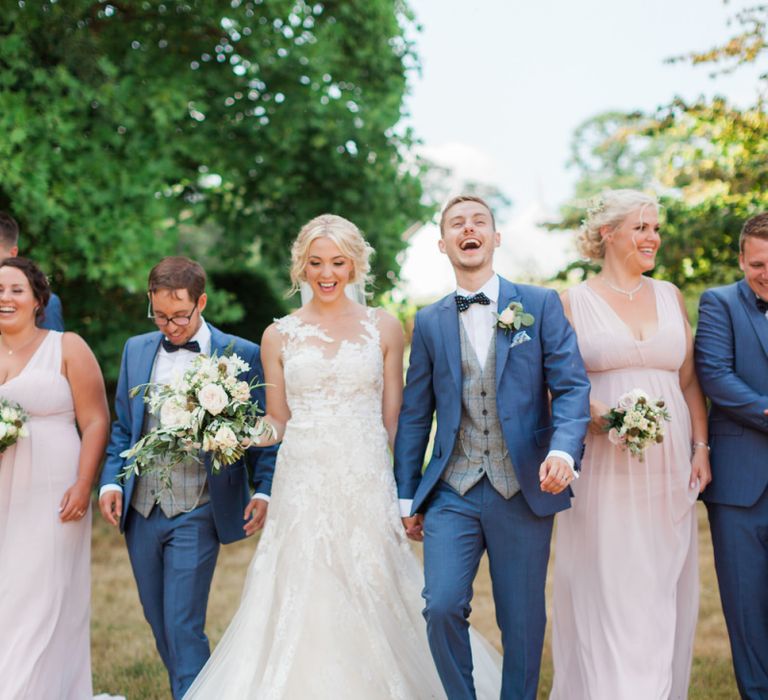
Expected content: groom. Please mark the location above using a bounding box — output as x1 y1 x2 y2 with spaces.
695 212 768 699
98 256 277 699
394 195 590 699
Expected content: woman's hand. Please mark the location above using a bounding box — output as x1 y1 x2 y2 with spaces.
589 398 610 435
690 445 712 493
60 478 91 522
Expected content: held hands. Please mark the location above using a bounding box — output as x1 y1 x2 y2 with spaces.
98 491 123 527
59 478 92 522
243 498 268 536
539 456 574 495
402 514 424 542
589 398 611 435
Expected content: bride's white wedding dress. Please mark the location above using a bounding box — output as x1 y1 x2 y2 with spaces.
184 309 500 699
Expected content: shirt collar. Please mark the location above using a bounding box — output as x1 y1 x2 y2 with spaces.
457 274 499 304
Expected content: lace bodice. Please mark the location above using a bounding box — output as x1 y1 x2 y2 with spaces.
275 308 384 427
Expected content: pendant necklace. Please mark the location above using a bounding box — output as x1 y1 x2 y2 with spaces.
1 331 41 356
601 276 644 301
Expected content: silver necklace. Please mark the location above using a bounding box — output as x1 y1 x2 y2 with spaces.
601 276 644 301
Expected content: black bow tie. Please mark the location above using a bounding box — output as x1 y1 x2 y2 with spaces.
161 338 201 353
455 292 492 313
757 297 768 314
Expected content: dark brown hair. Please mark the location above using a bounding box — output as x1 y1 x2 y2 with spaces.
0 211 20 250
439 195 496 236
740 213 768 253
148 256 206 302
0 257 51 323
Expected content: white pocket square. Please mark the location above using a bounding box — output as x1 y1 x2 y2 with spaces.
510 330 531 348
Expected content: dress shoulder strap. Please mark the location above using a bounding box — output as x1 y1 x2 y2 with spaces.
26 331 63 373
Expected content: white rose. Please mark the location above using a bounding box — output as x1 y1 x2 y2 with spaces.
213 425 238 450
0 423 8 439
160 399 192 429
198 383 228 416
498 307 516 325
1 408 13 422
607 428 622 445
18 425 28 439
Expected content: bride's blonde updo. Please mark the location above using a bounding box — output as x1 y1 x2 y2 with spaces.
289 214 375 296
576 189 659 260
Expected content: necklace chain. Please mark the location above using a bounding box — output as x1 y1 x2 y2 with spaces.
1 330 41 356
601 276 644 301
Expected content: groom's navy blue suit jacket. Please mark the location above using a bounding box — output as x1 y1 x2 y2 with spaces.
100 323 277 544
394 277 591 517
696 279 768 506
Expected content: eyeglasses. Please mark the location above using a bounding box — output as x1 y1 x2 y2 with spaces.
147 299 198 327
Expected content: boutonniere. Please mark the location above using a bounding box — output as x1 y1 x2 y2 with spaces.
495 301 534 335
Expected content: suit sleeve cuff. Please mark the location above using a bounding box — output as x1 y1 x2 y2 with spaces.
99 484 123 497
399 498 414 518
251 493 270 502
547 450 578 479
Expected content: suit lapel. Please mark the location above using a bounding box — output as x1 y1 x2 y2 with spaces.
495 277 521 388
132 334 163 439
738 279 768 360
438 294 462 392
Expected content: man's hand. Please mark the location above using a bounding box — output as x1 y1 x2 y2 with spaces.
98 491 123 527
539 456 574 494
402 514 424 542
243 498 268 536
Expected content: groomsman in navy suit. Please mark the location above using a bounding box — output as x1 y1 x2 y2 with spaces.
696 212 768 700
0 211 64 330
99 256 277 699
394 195 590 699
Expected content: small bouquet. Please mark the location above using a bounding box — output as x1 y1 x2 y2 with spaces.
603 388 670 462
0 398 28 453
119 351 275 485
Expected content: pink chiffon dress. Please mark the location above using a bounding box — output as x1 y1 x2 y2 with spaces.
0 332 92 699
550 279 699 700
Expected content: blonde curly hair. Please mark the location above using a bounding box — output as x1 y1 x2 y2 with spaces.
576 189 659 260
288 214 374 296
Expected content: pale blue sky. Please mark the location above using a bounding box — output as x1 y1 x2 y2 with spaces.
404 0 765 213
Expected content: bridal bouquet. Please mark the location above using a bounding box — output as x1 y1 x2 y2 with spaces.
0 398 28 453
119 351 275 485
603 388 670 462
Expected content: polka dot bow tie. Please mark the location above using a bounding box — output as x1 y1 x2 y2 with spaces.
455 292 492 313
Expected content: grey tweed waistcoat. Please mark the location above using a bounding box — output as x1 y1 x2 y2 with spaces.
131 409 210 518
441 320 520 499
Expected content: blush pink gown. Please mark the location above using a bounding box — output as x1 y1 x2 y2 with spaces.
550 279 699 700
0 332 92 699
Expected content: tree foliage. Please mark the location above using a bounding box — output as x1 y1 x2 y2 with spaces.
0 0 430 380
552 4 768 291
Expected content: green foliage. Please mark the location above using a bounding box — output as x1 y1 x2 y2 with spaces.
551 4 768 290
1 0 430 382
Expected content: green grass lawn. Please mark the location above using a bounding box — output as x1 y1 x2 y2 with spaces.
91 503 737 699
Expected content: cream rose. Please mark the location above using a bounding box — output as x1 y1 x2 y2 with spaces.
213 425 238 450
498 307 516 325
198 383 228 416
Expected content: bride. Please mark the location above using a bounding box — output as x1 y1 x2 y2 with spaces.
183 215 500 699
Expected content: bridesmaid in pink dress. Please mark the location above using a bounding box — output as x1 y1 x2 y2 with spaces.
550 190 711 700
0 258 109 699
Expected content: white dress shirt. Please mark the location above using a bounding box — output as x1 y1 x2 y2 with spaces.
398 274 576 518
100 320 268 502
